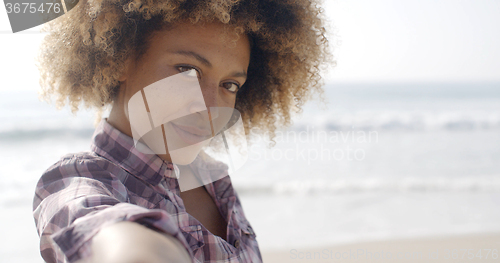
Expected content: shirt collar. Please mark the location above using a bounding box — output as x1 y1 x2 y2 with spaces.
90 118 177 186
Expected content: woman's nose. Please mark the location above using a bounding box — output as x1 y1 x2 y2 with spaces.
200 81 220 120
187 79 217 110
201 81 219 107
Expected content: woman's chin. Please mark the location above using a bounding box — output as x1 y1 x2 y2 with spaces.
168 139 210 165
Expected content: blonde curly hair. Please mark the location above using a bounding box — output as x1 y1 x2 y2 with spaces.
37 0 332 141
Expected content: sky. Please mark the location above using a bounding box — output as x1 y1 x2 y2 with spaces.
0 0 500 92
323 0 500 83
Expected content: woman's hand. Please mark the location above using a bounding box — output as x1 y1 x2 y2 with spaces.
76 221 192 263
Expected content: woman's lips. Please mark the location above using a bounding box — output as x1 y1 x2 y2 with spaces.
170 122 212 145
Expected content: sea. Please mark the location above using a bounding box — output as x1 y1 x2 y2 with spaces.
1 82 500 262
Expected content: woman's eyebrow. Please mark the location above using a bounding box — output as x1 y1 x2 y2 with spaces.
230 71 247 79
170 50 212 67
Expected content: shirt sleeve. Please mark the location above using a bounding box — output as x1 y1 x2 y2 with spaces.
32 156 193 263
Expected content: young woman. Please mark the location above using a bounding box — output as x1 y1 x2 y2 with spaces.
33 0 330 262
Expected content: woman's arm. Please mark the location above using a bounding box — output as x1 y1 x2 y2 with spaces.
77 221 191 263
33 156 194 263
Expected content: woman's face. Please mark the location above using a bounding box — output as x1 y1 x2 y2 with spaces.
114 21 251 164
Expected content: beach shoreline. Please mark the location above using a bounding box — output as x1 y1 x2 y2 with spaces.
262 233 500 262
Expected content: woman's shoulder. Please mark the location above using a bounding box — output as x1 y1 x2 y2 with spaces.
42 151 119 177
33 150 129 208
35 150 125 193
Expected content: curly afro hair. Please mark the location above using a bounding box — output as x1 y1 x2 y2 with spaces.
36 0 332 141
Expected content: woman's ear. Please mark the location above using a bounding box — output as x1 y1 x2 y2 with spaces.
118 57 133 82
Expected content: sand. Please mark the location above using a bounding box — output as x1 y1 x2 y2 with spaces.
262 233 500 262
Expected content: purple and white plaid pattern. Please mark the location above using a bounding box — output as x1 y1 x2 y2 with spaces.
33 119 262 263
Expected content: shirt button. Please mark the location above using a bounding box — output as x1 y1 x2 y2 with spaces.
234 239 240 249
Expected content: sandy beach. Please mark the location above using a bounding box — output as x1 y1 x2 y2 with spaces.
262 233 500 263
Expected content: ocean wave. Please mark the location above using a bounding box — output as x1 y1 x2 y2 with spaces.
1 176 498 207
2 110 500 141
233 177 500 195
293 110 500 131
0 127 95 140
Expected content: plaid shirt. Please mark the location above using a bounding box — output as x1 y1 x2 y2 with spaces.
33 119 262 263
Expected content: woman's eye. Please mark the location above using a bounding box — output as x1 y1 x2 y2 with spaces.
221 82 240 93
177 66 199 78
